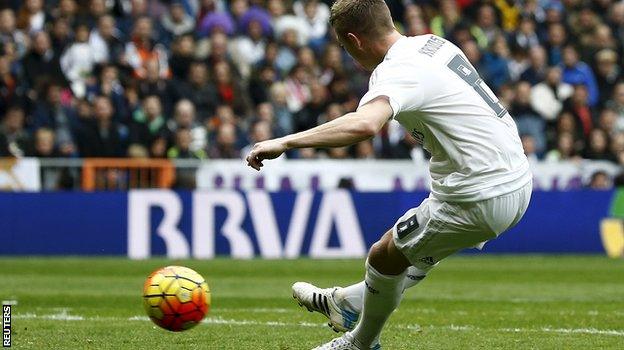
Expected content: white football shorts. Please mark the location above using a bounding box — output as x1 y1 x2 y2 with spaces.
392 181 532 269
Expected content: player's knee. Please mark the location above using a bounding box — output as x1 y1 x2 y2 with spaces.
367 238 409 276
367 240 386 267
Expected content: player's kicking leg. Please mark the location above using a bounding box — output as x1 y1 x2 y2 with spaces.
301 229 412 349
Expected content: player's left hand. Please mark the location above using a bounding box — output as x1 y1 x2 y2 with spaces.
245 139 287 171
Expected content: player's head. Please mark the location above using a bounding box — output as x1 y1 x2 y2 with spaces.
329 0 395 70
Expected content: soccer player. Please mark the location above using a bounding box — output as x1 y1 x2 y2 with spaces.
245 0 532 349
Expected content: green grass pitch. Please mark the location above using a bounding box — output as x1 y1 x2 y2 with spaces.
1 256 623 349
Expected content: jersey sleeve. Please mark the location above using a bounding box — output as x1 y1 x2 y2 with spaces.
357 61 424 119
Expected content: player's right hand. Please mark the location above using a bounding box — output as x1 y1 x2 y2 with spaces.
245 139 287 171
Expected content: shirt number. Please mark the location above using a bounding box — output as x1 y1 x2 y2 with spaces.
446 54 507 118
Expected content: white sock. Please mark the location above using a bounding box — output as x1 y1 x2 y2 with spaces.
334 281 365 313
402 265 429 291
335 266 428 314
347 262 406 348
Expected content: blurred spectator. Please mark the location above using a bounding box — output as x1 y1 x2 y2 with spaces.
31 82 78 156
554 111 585 151
294 0 330 51
610 132 624 165
520 46 548 85
0 9 28 58
209 122 241 158
124 17 169 79
474 4 502 47
276 28 301 74
511 81 545 154
0 55 22 115
583 128 614 162
563 84 595 139
545 132 580 162
295 81 327 132
430 0 461 40
544 23 567 66
89 15 125 64
606 82 624 125
284 64 311 114
161 1 195 41
168 34 196 80
149 134 168 158
270 0 309 48
176 61 218 120
168 99 207 153
50 17 72 53
530 66 573 122
248 64 277 106
598 108 620 136
0 106 31 157
198 5 235 37
22 31 65 90
610 2 624 48
254 102 285 137
521 134 539 163
30 128 61 158
214 60 250 116
269 82 294 134
16 0 48 34
167 127 206 159
87 64 127 122
77 96 127 157
137 59 174 114
230 17 268 78
560 45 599 107
60 23 97 98
129 95 169 149
588 170 612 190
513 15 540 51
594 49 621 108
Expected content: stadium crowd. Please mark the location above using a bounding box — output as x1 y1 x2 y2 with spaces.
0 0 622 177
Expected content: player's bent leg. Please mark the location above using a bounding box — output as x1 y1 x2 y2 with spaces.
348 231 410 348
314 231 411 349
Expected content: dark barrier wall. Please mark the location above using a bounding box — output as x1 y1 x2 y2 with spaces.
0 190 616 257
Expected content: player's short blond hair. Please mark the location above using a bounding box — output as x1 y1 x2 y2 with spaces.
329 0 394 38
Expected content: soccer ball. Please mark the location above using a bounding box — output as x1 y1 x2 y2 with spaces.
142 266 211 331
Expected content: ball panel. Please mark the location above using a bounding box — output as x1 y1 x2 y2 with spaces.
176 302 197 314
145 295 161 307
149 305 164 320
143 285 161 296
178 278 197 291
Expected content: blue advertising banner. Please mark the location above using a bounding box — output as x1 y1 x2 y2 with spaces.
0 190 616 257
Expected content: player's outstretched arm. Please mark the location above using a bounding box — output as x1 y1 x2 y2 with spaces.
245 97 392 171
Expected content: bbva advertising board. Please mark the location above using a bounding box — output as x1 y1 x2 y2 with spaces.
0 190 620 257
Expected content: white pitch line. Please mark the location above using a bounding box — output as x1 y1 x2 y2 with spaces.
13 312 624 337
215 307 293 313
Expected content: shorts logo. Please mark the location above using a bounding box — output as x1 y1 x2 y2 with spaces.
397 214 419 239
419 256 435 266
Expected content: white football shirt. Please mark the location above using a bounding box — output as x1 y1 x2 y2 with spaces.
359 34 532 202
